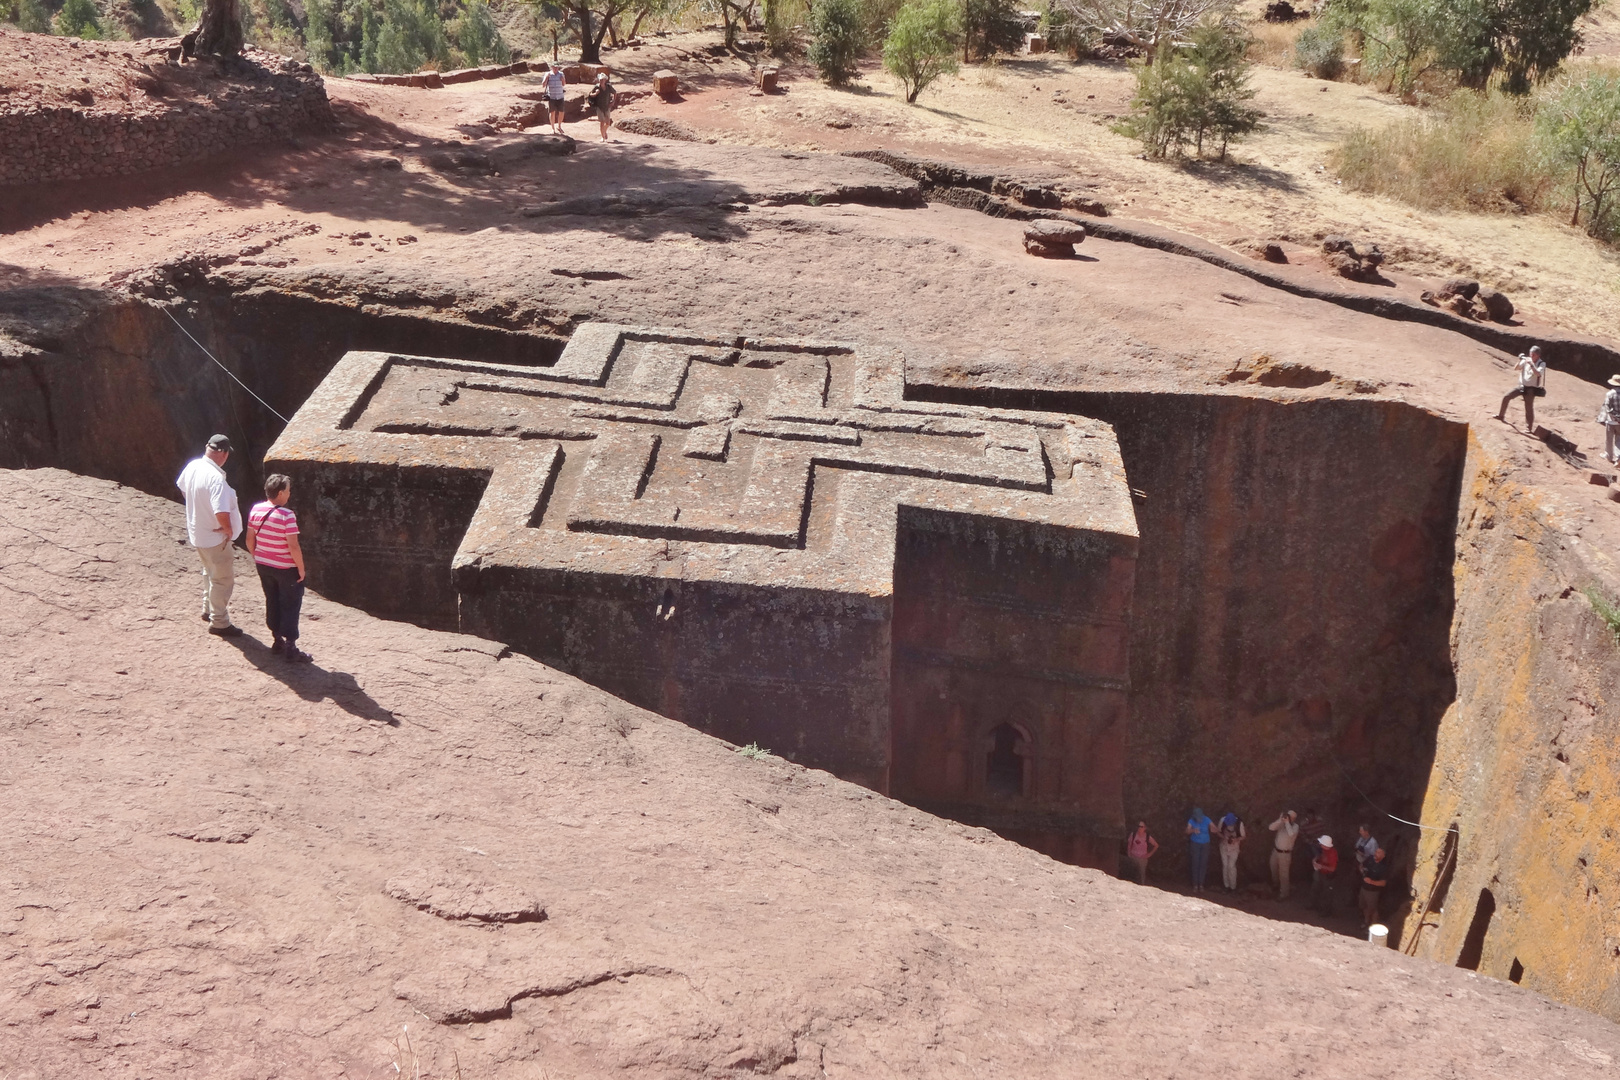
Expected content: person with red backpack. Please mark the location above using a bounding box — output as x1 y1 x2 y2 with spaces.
1311 835 1338 915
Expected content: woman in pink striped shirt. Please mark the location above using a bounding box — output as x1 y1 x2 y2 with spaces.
246 473 311 663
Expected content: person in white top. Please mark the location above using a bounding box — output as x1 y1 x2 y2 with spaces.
1496 345 1547 430
1268 809 1299 900
1599 374 1620 465
542 62 567 135
176 433 243 636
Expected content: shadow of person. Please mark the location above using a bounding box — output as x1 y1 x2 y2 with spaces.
224 634 400 726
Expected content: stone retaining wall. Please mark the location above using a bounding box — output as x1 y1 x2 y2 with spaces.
0 61 333 188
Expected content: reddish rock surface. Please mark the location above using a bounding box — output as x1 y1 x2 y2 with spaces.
3 467 1620 1077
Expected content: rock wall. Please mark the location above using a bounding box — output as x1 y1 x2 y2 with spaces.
0 48 332 188
1403 433 1620 1022
912 385 1468 893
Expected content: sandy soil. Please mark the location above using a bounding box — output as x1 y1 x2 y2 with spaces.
3 467 1620 1078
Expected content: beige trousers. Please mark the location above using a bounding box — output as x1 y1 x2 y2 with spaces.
1270 848 1294 898
1220 843 1241 889
196 540 235 628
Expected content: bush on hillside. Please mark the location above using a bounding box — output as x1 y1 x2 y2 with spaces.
762 0 807 56
1117 18 1260 160
1534 69 1620 237
15 0 52 31
367 0 449 70
52 0 101 36
882 0 959 103
807 0 863 84
961 0 1023 61
455 0 511 63
1335 88 1549 211
1293 22 1343 79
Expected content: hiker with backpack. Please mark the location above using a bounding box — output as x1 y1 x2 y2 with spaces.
1125 820 1160 886
587 70 616 143
1216 811 1245 892
1185 807 1214 894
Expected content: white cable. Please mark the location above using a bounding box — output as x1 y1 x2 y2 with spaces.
162 306 290 424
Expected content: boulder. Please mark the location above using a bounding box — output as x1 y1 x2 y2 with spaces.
653 69 679 99
1445 294 1478 319
1023 239 1070 258
756 67 779 93
1025 219 1087 247
1321 234 1357 255
1477 287 1515 323
1025 33 1047 54
1261 243 1287 264
1438 277 1480 300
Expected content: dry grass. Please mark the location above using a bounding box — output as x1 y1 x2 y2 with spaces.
1333 90 1556 214
1247 17 1309 68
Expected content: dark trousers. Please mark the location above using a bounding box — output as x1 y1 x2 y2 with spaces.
257 564 304 643
1189 841 1210 888
1312 870 1335 914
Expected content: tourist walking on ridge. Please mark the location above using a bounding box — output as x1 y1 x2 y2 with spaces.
1311 835 1338 915
1599 375 1620 465
1268 809 1299 900
588 71 615 143
542 62 567 135
1126 821 1160 885
177 434 243 638
1186 807 1214 894
1359 846 1390 930
1216 811 1245 892
246 473 311 664
1496 345 1547 430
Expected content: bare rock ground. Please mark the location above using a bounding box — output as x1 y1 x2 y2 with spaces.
3 467 1620 1078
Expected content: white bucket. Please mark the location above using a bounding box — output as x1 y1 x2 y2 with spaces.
1368 924 1390 947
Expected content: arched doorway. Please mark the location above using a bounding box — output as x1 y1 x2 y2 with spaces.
984 723 1030 797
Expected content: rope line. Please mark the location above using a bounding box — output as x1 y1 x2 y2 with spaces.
162 307 289 424
1331 749 1448 832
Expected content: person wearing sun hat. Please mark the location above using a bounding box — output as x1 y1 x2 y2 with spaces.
1310 835 1338 915
1496 344 1547 430
1599 374 1620 464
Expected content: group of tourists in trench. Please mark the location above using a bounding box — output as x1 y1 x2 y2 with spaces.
1125 810 1393 931
537 61 617 143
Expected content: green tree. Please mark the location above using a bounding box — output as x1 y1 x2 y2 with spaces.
1534 69 1620 236
882 0 960 104
808 0 864 84
368 0 448 71
53 0 103 37
16 0 52 32
961 0 1022 61
1116 19 1259 160
303 0 338 69
455 0 510 64
1437 0 1594 94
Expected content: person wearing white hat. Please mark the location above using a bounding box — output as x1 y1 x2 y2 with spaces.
1598 374 1620 465
1496 345 1546 430
587 70 616 142
1310 835 1338 915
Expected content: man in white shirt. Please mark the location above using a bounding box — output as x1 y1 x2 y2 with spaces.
1496 345 1547 430
1268 809 1299 900
176 434 244 637
543 62 567 134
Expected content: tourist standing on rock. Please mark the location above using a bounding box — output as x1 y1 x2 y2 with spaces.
177 434 243 638
1125 820 1159 885
543 62 567 135
1268 810 1299 900
1359 846 1390 930
1185 807 1214 894
246 473 311 664
1311 836 1338 915
588 71 615 143
1216 811 1245 892
1599 375 1620 464
1496 345 1547 430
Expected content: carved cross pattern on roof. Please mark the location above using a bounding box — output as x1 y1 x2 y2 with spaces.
273 323 1134 595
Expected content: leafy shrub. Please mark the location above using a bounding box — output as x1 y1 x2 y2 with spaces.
1117 18 1261 160
762 0 808 56
1534 69 1620 238
53 0 102 37
15 0 51 32
1047 0 1237 53
1294 22 1344 79
367 0 449 72
807 0 863 83
962 0 1024 61
882 0 959 103
454 0 510 64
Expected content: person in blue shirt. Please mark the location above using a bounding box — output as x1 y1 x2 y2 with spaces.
1185 807 1214 894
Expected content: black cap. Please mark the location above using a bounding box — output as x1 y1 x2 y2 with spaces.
207 434 233 452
